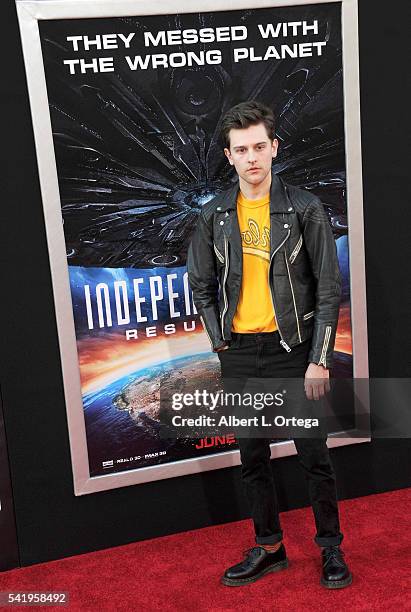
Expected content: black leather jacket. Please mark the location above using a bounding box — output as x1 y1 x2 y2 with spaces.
187 173 342 369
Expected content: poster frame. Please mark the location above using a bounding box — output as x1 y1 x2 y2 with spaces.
15 0 369 495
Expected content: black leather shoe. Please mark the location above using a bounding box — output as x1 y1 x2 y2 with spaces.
221 544 289 587
321 545 352 589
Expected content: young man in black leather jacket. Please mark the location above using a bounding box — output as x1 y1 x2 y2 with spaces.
187 101 352 589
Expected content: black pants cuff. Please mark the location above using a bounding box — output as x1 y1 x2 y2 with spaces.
255 531 283 545
314 533 344 547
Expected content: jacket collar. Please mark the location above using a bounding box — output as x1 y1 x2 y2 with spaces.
218 173 291 214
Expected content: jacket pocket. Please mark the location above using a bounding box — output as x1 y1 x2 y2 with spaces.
289 234 303 264
302 310 315 321
213 243 225 264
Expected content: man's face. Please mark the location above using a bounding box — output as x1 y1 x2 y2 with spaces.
224 123 278 186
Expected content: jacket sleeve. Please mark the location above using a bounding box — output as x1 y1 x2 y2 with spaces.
301 197 342 369
186 209 225 351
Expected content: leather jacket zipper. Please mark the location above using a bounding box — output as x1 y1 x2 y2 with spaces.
318 325 332 368
289 234 303 264
220 234 229 340
268 229 292 352
285 253 302 342
303 310 315 320
213 244 225 264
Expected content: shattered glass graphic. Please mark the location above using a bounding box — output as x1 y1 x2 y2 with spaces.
39 3 346 269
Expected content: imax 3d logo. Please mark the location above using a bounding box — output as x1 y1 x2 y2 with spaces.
102 460 114 468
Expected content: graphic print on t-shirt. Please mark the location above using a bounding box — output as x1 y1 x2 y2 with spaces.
241 217 271 261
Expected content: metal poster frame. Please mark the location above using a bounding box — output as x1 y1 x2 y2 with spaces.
15 0 369 495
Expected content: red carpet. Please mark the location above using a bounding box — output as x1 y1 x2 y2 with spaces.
0 488 410 611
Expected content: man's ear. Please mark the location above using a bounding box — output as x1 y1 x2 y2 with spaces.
271 138 279 159
224 147 234 166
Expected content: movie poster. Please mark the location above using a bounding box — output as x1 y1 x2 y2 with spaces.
17 0 365 492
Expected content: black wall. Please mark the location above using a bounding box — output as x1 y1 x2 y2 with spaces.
1 0 410 566
0 391 19 571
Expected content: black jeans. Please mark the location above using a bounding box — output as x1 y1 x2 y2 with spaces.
218 330 343 547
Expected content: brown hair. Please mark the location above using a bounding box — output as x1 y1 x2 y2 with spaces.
221 101 276 148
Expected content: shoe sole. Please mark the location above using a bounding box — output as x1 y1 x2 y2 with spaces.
221 559 289 587
320 572 353 589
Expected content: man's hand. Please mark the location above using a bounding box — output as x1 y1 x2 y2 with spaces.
304 362 330 400
215 343 229 352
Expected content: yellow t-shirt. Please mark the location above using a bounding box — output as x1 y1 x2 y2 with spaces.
231 191 277 333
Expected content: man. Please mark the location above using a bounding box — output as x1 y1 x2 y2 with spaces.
187 101 351 589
